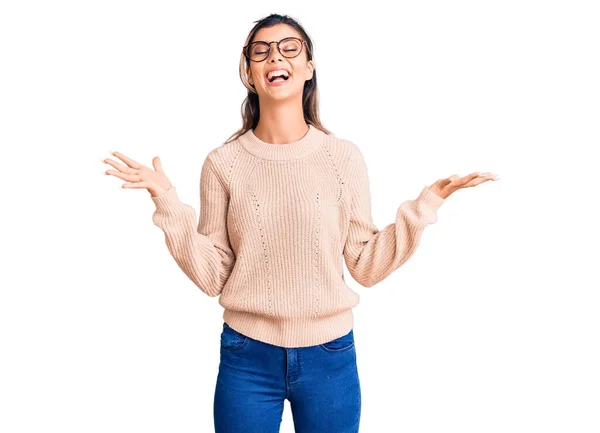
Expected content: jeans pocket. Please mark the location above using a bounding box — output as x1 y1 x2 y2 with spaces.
220 322 250 352
319 329 355 352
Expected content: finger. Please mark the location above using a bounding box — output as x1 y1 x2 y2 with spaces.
152 156 163 174
452 172 479 186
476 172 498 181
103 158 137 174
463 172 482 181
444 174 459 185
463 176 493 188
122 181 150 189
482 172 500 180
111 151 142 169
105 169 140 182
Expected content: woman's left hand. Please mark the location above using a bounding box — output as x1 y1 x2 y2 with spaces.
428 172 499 200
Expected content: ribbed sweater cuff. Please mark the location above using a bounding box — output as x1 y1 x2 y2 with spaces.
419 185 445 211
151 186 189 214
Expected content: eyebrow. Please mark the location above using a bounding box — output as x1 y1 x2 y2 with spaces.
251 36 296 44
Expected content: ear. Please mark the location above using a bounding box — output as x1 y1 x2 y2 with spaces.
307 60 315 80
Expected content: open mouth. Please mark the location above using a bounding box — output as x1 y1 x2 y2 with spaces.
268 75 289 83
266 70 291 84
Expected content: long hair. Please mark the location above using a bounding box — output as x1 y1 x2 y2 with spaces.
224 13 332 144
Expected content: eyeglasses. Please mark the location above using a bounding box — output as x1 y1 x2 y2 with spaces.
243 37 306 62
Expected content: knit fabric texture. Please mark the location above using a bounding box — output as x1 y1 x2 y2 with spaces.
151 124 445 348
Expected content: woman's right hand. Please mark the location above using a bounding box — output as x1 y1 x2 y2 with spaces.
103 151 173 197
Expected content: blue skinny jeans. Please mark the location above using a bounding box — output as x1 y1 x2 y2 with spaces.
213 321 361 432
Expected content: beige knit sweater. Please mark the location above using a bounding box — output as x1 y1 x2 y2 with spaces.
151 124 445 348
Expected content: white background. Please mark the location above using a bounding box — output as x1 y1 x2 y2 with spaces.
1 1 599 432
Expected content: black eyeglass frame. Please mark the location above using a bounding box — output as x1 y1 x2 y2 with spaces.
243 37 308 62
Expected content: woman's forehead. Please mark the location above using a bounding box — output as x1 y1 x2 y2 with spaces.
253 24 301 42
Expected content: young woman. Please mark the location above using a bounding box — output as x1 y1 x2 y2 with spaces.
103 13 497 433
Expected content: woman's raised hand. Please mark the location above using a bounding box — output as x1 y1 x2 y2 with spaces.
428 172 499 200
102 151 173 197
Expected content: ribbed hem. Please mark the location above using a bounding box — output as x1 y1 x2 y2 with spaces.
238 124 325 160
223 308 355 348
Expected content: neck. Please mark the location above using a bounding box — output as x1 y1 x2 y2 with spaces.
254 97 307 144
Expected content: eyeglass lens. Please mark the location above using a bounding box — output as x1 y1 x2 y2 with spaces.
247 38 302 61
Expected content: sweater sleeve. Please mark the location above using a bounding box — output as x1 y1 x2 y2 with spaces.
342 148 445 288
150 154 235 297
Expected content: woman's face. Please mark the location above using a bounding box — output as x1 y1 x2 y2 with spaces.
246 24 314 102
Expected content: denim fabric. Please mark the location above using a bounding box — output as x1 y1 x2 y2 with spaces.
214 321 361 432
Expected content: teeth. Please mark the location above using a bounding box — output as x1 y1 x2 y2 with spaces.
267 69 290 80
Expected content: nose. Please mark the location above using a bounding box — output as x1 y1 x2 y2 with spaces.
266 41 284 63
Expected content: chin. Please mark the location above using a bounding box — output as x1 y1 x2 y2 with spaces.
264 88 301 101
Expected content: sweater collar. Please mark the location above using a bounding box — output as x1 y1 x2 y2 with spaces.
239 124 324 160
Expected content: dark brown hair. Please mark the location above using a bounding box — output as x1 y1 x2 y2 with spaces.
224 13 332 144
